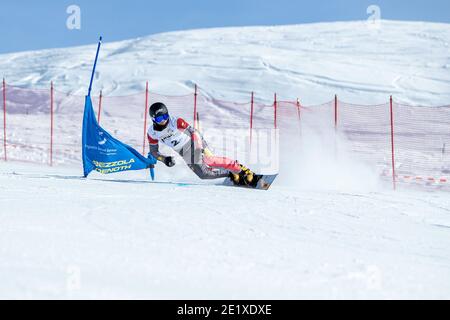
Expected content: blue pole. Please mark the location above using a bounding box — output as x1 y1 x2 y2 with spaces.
150 165 155 181
88 36 103 97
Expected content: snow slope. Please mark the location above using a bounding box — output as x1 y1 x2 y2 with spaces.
1 20 450 105
1 162 450 299
1 21 450 299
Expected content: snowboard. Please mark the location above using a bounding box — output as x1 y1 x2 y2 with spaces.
223 174 278 190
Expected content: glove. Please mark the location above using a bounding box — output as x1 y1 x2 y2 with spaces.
163 156 175 167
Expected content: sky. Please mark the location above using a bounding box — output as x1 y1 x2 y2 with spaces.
0 0 449 54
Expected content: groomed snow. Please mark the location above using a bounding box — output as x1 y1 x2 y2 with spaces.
1 20 450 299
1 162 450 299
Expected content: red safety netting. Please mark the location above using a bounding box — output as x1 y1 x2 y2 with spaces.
2 79 450 190
277 100 301 134
393 102 450 184
300 100 335 132
97 92 146 152
52 88 85 164
2 84 52 164
338 101 392 175
196 93 250 158
276 100 301 157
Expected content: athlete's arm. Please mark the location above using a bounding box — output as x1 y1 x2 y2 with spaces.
148 134 175 167
176 118 195 135
176 118 207 148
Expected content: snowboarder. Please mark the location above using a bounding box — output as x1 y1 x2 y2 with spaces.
147 102 255 185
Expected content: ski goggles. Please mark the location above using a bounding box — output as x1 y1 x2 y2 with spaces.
153 114 169 123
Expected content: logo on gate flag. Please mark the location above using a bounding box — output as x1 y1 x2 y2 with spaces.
82 95 156 177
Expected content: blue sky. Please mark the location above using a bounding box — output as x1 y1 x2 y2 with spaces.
0 0 449 54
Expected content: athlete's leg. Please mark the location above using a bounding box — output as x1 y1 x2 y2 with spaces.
202 147 256 185
203 153 241 173
178 141 230 180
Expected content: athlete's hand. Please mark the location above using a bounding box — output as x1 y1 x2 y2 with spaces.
164 156 176 167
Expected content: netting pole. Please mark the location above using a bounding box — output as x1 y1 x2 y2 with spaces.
97 90 103 124
142 81 149 156
197 112 201 132
250 91 254 148
2 78 6 161
390 95 397 190
297 98 302 132
194 84 198 130
50 82 54 166
274 93 277 130
334 94 338 129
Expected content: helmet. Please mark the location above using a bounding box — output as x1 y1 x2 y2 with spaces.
149 102 169 124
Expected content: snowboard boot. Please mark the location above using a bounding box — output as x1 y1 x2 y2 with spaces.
229 164 256 186
240 165 254 185
229 171 241 184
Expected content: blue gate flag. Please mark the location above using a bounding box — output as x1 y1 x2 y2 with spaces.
82 95 156 177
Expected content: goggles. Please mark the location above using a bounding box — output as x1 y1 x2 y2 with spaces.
154 114 169 123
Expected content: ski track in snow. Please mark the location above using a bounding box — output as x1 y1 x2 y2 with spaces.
0 20 450 298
